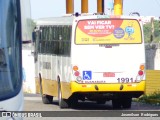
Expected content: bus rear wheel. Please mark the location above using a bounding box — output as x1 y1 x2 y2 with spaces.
112 97 132 109
96 100 106 104
42 95 53 104
58 82 69 108
121 97 132 109
68 94 78 108
112 99 121 109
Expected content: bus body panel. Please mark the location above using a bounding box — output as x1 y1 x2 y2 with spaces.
36 53 72 98
71 44 145 84
0 89 23 111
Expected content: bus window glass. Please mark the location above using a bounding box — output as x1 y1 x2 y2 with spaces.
0 0 21 100
75 19 142 44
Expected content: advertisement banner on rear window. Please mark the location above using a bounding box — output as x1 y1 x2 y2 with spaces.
75 19 142 44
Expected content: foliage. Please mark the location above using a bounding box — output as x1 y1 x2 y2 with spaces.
137 91 160 106
143 20 160 43
22 18 36 41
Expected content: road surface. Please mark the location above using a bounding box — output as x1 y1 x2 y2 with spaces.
23 93 160 120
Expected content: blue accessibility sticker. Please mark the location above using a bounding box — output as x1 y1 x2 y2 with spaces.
83 71 92 80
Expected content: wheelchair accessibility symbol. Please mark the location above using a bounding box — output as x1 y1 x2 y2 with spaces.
83 71 92 80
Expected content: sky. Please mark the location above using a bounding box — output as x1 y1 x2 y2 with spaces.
30 0 160 19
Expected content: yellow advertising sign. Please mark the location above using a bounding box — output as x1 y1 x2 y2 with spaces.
75 19 142 44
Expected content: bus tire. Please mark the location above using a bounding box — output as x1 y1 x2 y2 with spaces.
42 95 53 104
121 97 132 109
112 99 121 109
68 94 78 108
96 100 106 104
58 81 69 108
39 73 43 95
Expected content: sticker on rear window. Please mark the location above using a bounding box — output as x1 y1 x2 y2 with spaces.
83 71 92 80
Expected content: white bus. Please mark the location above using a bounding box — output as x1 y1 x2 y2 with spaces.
34 14 146 109
0 0 31 113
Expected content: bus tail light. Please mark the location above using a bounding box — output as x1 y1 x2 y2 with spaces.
72 65 83 83
140 65 145 70
73 66 78 71
74 71 80 76
138 64 145 76
136 64 145 82
138 70 144 76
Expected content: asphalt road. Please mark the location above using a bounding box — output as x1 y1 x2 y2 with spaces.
24 93 160 111
23 93 160 120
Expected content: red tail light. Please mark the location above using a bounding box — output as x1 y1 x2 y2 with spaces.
138 70 143 76
74 71 80 76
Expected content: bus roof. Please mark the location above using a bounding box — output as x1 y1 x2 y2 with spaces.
35 15 142 27
35 16 73 26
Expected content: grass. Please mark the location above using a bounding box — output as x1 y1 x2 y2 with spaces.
134 91 160 106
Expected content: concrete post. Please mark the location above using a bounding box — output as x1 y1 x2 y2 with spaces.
66 0 74 14
114 0 123 15
81 0 88 13
97 0 104 14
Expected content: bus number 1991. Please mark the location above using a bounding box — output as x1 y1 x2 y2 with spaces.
117 78 134 83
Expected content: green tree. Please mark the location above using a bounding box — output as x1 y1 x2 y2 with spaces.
27 18 36 32
143 20 160 43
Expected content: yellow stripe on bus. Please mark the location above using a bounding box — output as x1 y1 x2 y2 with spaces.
71 81 146 93
35 78 145 99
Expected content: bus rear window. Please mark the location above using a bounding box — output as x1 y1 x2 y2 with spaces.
75 19 142 44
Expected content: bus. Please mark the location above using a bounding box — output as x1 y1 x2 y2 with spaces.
0 0 31 112
33 14 146 109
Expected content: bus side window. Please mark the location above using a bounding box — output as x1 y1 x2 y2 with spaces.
45 27 50 54
48 27 53 54
42 27 49 54
58 26 63 55
65 26 72 56
47 27 52 54
45 27 51 54
54 26 59 55
63 26 69 56
40 27 44 54
38 28 42 54
41 25 72 56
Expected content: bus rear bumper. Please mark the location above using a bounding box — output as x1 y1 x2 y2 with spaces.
71 81 146 94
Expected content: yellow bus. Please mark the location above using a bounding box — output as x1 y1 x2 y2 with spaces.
33 14 146 109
